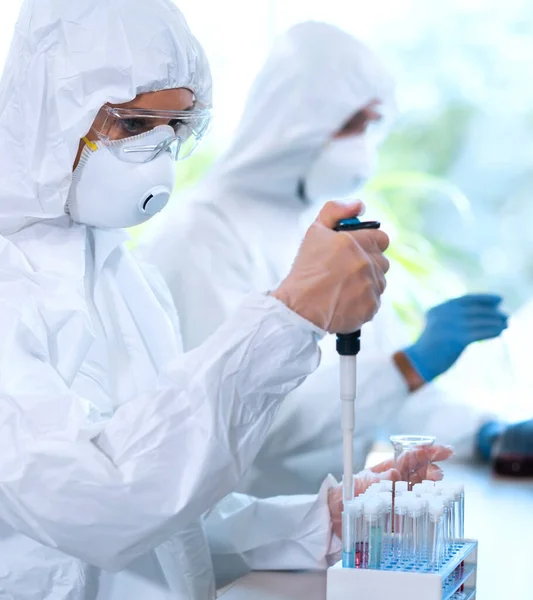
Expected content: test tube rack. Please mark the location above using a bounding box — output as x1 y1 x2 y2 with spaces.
327 539 478 600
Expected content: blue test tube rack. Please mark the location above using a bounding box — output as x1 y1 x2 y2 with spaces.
327 538 478 600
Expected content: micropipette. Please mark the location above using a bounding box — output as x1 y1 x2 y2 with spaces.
334 217 381 567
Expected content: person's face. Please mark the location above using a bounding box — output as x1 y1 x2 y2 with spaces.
73 88 194 169
334 100 382 139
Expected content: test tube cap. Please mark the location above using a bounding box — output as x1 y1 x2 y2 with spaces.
401 491 416 499
345 496 364 515
378 491 393 507
407 496 422 517
452 482 465 497
417 494 430 510
422 479 435 488
380 480 394 491
394 495 408 514
441 490 455 506
364 497 382 518
412 483 425 496
394 481 409 493
428 498 445 519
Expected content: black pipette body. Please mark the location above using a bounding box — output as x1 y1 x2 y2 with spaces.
333 217 381 356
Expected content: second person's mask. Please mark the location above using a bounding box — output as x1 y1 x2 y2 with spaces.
303 135 377 204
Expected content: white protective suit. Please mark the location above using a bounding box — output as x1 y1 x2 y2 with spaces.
0 3 337 599
138 22 489 502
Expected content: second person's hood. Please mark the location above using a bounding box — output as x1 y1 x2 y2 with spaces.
201 21 395 207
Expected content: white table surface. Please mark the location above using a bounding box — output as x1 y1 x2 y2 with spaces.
218 463 533 599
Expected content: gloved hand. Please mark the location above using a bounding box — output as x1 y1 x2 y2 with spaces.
272 201 390 333
328 445 454 539
403 294 508 382
477 421 507 461
494 419 533 456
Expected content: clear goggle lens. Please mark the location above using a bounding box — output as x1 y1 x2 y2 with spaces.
91 106 212 162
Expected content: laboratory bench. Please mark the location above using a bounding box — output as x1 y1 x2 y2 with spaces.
218 463 533 600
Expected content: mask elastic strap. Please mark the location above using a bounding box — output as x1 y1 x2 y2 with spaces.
83 137 98 152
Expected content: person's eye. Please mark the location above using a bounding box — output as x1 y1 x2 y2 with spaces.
169 118 187 132
346 121 366 136
119 118 148 136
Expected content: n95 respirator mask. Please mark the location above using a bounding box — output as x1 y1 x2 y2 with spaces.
304 135 377 204
66 126 177 229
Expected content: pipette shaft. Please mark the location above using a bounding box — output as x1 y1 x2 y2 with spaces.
340 354 357 502
340 354 357 568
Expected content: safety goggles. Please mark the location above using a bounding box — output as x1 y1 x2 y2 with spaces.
90 106 212 163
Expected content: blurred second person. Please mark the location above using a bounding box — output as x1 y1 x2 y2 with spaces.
138 22 507 499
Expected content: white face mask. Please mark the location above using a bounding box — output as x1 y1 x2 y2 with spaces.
66 127 176 229
303 135 378 204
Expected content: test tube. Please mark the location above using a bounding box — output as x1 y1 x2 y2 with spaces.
342 506 355 567
392 481 409 535
393 496 408 561
442 491 456 554
452 483 466 589
441 495 450 555
406 497 424 563
379 491 394 549
404 497 415 562
428 500 444 570
364 498 384 569
422 479 435 489
442 491 456 547
418 494 430 560
453 483 465 538
352 497 366 567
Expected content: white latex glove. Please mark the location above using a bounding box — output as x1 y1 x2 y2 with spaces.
272 201 390 333
328 445 454 539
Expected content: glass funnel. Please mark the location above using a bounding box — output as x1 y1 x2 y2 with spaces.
390 434 436 489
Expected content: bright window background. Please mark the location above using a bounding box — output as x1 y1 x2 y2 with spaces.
1 1 532 420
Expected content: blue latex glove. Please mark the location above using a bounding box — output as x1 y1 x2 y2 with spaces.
477 421 507 461
403 294 508 382
495 420 533 456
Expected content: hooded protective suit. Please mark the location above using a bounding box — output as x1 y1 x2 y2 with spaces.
138 20 488 506
0 2 337 599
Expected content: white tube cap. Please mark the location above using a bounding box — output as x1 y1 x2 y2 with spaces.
417 495 430 511
379 492 393 507
401 491 416 500
406 496 423 515
452 482 465 498
365 483 383 495
412 483 425 496
395 481 409 493
345 497 365 515
429 499 445 519
394 496 408 514
442 491 455 506
364 498 382 518
380 480 394 491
